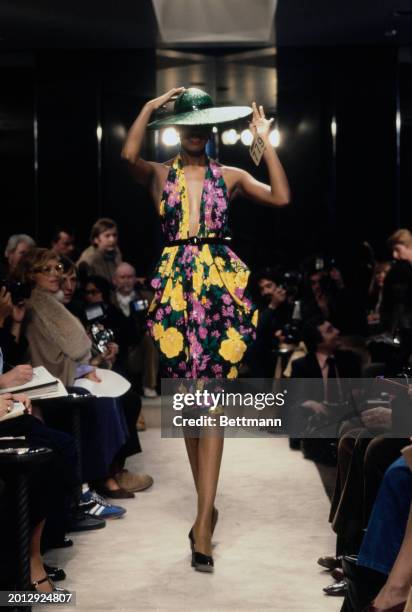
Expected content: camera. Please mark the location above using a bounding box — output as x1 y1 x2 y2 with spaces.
0 278 32 305
277 270 302 300
130 298 149 314
83 303 115 354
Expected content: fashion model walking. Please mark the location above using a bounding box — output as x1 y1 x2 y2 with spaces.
122 87 290 571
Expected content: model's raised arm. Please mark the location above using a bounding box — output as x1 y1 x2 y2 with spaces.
121 87 185 186
230 102 291 207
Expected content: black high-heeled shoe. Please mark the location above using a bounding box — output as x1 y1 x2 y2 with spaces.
188 507 218 564
193 550 214 573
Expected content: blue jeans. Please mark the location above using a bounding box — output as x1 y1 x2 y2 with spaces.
358 456 412 575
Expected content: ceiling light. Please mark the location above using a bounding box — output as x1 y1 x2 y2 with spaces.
161 127 180 146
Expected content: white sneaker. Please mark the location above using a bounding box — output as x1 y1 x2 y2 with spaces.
143 387 158 398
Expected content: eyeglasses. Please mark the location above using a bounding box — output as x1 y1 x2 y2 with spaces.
34 263 64 276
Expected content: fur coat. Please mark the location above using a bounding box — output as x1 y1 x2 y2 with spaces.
26 286 91 387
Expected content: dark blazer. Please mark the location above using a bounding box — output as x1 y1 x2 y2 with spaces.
289 350 362 411
291 350 361 380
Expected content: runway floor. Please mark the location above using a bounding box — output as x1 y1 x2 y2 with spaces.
45 412 342 611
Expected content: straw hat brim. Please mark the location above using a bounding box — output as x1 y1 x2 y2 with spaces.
148 105 252 129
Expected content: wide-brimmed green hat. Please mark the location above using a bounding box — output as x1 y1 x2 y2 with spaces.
148 87 252 129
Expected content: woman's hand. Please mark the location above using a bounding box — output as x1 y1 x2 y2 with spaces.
0 394 14 418
11 393 32 414
0 365 33 389
0 287 13 326
147 87 185 112
84 368 102 383
12 301 26 324
249 102 274 143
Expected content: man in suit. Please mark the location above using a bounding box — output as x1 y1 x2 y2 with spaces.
112 262 159 399
289 315 361 463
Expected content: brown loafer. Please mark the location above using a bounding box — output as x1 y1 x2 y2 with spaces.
97 485 135 499
115 469 154 493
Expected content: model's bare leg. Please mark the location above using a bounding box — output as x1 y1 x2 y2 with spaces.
193 434 224 556
184 436 200 491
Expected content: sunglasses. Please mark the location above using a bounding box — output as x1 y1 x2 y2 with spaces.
34 263 64 276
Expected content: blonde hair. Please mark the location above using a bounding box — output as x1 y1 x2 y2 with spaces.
17 248 60 286
387 229 412 249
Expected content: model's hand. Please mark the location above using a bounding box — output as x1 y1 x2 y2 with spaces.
147 87 185 112
249 102 274 143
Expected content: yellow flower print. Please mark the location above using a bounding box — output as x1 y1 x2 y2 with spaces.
170 281 186 311
161 277 173 304
235 268 249 289
208 264 223 287
214 256 226 270
227 366 238 379
199 245 213 266
159 327 184 358
148 297 157 313
252 309 259 327
220 271 237 296
218 327 247 364
159 199 165 216
192 263 204 295
152 322 165 341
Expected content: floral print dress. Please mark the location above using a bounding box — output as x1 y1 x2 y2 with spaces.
146 154 257 380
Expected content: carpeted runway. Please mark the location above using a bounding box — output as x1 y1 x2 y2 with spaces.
45 411 342 611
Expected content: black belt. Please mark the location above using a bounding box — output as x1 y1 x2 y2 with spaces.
165 236 232 247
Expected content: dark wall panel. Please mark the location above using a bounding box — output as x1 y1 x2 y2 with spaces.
0 64 36 242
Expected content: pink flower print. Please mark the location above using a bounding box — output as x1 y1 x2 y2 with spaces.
190 300 205 324
165 305 172 314
212 364 223 375
224 319 231 328
222 294 232 305
178 361 186 370
211 164 220 179
234 286 244 299
205 316 212 325
168 183 180 206
211 330 220 338
189 331 203 359
151 277 161 289
222 305 234 318
199 326 208 339
212 313 220 321
199 354 211 371
155 308 164 321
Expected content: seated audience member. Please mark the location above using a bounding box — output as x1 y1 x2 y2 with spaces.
2 234 36 277
388 228 412 264
289 316 361 464
366 262 391 332
60 261 153 495
300 255 367 336
0 393 76 593
17 249 147 499
0 285 29 377
112 262 159 398
244 267 294 379
50 226 76 259
21 249 91 387
341 454 412 611
77 218 122 283
369 260 412 370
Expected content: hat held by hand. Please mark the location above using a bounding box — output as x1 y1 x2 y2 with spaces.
148 87 252 129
